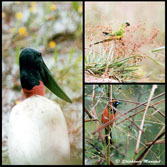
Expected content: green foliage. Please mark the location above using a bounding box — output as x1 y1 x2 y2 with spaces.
72 2 79 11
85 84 165 165
85 50 140 82
152 46 165 52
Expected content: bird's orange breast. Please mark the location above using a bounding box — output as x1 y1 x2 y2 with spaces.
101 105 117 126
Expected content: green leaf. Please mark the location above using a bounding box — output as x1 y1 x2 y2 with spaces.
72 2 79 11
146 55 165 67
152 46 165 52
54 48 58 62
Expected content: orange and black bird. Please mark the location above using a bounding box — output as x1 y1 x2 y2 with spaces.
101 99 121 145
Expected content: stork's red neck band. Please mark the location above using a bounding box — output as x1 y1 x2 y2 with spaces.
22 80 44 98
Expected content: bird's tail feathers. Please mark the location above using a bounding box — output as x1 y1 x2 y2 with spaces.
89 39 112 47
103 32 112 36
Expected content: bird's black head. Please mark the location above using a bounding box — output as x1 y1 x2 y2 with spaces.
112 99 121 108
125 22 130 27
19 48 44 90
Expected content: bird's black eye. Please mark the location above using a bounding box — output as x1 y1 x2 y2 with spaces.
34 53 42 62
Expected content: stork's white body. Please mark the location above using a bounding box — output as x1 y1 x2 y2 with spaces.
8 95 70 165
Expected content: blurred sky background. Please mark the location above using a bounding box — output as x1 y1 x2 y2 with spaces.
85 1 165 43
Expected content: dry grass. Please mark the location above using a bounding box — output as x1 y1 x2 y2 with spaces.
85 22 164 82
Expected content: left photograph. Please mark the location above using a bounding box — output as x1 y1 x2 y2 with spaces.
2 1 82 165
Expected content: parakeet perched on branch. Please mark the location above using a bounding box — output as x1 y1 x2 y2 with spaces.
90 22 130 46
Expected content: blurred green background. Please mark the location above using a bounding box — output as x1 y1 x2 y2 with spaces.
85 84 165 165
85 2 165 82
2 1 82 165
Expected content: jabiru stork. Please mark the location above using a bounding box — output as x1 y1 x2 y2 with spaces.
8 48 72 165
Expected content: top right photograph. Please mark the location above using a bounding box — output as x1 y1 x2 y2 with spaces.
85 2 165 83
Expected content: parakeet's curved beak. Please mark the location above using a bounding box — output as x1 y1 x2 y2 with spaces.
40 60 72 103
125 22 130 26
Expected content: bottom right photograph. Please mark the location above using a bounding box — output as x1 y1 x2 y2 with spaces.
84 84 165 165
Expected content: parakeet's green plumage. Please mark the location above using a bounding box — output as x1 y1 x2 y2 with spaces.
90 22 130 46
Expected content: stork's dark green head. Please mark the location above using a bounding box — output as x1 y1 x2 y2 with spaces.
20 48 43 89
19 48 72 103
20 48 42 73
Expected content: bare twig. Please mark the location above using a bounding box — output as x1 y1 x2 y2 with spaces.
85 139 105 159
84 106 94 119
123 92 165 116
146 139 165 145
135 85 157 154
85 139 114 165
85 119 99 122
91 85 104 143
116 98 165 126
111 144 125 156
133 131 165 165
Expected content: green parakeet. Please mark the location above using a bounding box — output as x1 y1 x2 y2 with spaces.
90 22 130 46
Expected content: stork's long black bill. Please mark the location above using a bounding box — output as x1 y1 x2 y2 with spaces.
41 61 72 103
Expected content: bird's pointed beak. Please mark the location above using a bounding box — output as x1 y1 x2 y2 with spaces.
40 61 72 103
126 22 130 26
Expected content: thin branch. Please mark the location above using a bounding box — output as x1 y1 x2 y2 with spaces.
85 139 114 165
91 85 104 143
116 98 165 126
123 92 165 116
133 131 165 165
135 85 157 153
85 119 99 122
84 106 94 119
146 139 165 145
85 139 105 158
